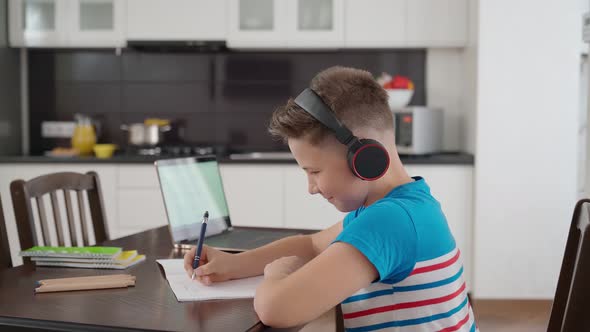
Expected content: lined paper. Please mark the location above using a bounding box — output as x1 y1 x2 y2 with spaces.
156 259 263 302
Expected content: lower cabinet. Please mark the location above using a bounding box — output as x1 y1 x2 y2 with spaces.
219 164 284 228
116 165 166 237
0 161 473 285
218 164 346 230
116 189 167 238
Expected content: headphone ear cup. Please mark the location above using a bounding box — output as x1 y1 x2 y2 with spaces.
347 139 390 181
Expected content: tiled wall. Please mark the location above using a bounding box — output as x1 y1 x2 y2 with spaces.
28 49 426 155
0 0 22 155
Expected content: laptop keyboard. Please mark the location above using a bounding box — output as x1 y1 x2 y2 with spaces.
204 228 303 250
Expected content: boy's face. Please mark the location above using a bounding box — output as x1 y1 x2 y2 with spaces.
288 135 369 212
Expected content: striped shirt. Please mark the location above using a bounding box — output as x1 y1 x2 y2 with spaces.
334 177 477 331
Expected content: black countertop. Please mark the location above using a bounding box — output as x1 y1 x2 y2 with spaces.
0 152 474 165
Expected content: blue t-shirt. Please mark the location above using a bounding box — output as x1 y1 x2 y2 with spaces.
333 177 476 331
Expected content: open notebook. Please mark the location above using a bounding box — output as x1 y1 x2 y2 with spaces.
156 259 263 302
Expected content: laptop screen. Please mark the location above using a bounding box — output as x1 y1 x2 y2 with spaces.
155 156 230 244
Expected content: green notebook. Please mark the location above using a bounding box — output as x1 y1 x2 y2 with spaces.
31 250 139 263
33 254 146 270
20 246 122 259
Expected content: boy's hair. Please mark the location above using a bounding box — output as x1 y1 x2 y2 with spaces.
269 66 392 145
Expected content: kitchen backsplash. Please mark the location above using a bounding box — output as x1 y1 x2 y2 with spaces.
28 49 426 155
0 0 21 155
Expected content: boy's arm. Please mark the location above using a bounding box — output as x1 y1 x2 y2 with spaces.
310 220 343 256
231 220 343 278
254 241 378 328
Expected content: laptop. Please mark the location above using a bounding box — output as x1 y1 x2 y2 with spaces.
154 156 303 251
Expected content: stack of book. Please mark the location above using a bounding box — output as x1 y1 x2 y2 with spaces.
20 246 146 269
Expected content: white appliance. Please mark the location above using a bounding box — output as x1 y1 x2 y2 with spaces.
392 106 443 155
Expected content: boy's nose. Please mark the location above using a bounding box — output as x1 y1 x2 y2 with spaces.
308 182 320 195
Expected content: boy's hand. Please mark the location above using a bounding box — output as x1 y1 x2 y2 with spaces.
263 256 306 281
183 245 235 285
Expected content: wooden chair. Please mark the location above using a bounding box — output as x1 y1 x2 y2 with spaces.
10 171 109 250
547 198 590 331
0 195 12 268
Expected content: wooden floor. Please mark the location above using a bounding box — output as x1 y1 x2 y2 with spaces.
472 299 553 332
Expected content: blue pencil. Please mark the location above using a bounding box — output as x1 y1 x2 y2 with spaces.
191 211 209 280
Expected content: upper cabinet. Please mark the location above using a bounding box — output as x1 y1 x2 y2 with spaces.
227 0 343 48
9 0 68 47
9 0 125 47
230 0 466 49
8 0 467 48
405 0 467 47
345 0 467 48
126 0 227 41
227 0 286 47
344 0 406 48
69 0 125 47
285 0 343 48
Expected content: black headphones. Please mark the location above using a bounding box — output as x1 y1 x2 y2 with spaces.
293 88 390 181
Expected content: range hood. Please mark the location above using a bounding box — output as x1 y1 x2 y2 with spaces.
126 40 227 52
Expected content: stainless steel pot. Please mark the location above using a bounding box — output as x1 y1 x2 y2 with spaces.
121 123 171 146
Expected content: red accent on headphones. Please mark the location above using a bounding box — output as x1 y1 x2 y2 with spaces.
350 143 390 181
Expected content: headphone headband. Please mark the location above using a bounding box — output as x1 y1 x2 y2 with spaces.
293 88 355 146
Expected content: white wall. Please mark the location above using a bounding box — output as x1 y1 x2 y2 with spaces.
426 49 466 152
464 0 478 155
474 0 580 298
425 0 478 154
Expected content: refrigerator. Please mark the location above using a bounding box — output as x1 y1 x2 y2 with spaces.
0 0 21 155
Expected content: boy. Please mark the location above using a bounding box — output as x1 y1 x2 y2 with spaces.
184 66 476 331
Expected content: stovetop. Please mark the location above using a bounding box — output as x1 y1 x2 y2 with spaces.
122 144 217 157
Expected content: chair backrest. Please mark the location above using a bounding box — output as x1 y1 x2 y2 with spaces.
0 195 12 268
547 198 590 332
10 171 108 250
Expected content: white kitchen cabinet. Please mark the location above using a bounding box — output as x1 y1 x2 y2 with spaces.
283 165 345 230
9 0 125 47
115 165 167 237
219 164 284 227
126 0 227 41
344 0 406 48
344 0 467 48
0 164 118 266
228 0 288 47
68 0 125 47
0 162 474 272
9 0 68 47
405 0 467 47
117 164 160 188
405 164 474 288
227 0 343 48
285 0 343 48
116 189 167 238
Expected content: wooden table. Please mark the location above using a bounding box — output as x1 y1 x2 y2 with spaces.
0 226 301 332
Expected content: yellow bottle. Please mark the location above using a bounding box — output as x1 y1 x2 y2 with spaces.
71 114 96 156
